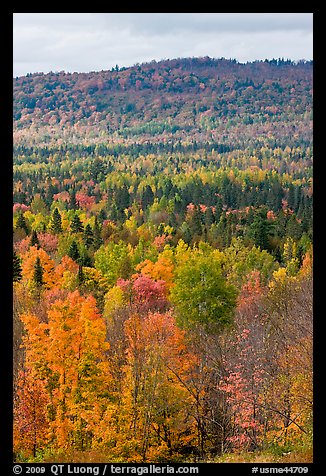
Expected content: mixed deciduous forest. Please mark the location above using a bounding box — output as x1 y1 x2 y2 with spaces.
13 57 313 463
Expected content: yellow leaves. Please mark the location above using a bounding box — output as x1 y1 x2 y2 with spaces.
174 239 190 265
282 237 299 276
103 286 125 319
283 237 297 263
269 267 294 294
145 443 171 462
82 266 109 292
80 294 100 321
125 215 138 231
212 248 224 264
95 310 199 461
270 267 287 284
268 262 306 296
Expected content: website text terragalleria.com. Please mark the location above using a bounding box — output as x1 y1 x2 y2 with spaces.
49 465 199 475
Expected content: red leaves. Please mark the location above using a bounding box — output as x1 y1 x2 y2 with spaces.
117 274 169 313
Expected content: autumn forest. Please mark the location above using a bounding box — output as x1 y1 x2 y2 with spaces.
13 57 313 463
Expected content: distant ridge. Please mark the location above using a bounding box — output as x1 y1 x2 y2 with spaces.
13 57 313 148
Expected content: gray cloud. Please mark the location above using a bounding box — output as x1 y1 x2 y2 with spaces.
95 13 312 34
13 13 313 77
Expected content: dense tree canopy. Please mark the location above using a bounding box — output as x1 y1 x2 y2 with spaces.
13 57 313 464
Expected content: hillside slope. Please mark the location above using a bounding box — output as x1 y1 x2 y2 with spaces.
13 57 313 148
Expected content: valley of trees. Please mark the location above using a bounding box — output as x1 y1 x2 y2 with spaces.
13 57 313 463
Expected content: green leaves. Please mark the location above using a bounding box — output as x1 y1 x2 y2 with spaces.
170 251 237 329
94 241 130 286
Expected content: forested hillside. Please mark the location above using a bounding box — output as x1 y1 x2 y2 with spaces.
13 57 313 463
13 57 312 148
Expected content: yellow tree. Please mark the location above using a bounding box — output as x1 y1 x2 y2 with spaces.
17 291 112 454
263 265 313 450
100 311 197 462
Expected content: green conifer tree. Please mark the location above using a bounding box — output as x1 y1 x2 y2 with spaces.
32 256 44 287
83 224 94 249
93 216 103 249
68 240 80 262
77 264 84 286
30 229 40 248
49 208 62 234
69 189 77 210
70 214 84 234
204 207 215 226
16 212 29 235
13 251 22 282
189 206 203 237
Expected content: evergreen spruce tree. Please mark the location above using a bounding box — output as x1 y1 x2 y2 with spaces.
79 249 93 267
90 157 105 181
16 212 29 235
49 207 62 234
93 216 103 249
141 185 154 208
32 256 44 287
214 198 223 223
225 215 233 247
115 184 130 211
70 214 84 234
68 240 80 262
98 208 107 222
216 212 227 246
294 185 302 214
250 208 274 251
83 224 94 248
30 229 40 248
168 212 178 230
181 222 192 245
77 264 84 286
301 196 313 237
204 207 215 226
190 206 203 237
69 189 77 210
286 214 302 241
287 183 296 210
110 203 119 222
13 251 22 282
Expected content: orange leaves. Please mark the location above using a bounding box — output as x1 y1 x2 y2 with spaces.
55 255 79 279
300 248 313 277
45 291 110 384
14 369 50 458
21 245 56 289
15 291 112 455
100 310 197 461
124 311 187 367
136 255 175 290
20 312 49 370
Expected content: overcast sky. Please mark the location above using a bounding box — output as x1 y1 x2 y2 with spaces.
13 13 313 77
